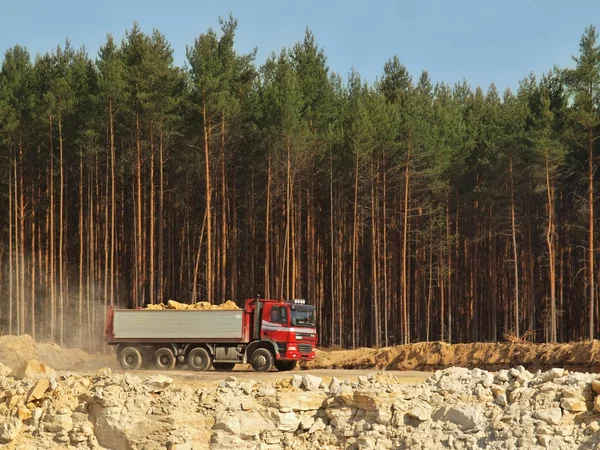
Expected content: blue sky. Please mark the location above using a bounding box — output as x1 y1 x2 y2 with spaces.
1 0 598 94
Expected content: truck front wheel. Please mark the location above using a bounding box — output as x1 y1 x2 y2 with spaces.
250 348 274 372
187 347 211 371
154 347 176 370
119 346 142 370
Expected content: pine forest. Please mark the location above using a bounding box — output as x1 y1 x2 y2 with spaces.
2 17 600 350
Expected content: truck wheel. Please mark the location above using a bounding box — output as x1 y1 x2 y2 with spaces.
154 348 176 370
213 362 235 372
274 360 297 371
250 348 273 372
187 347 211 371
119 346 142 370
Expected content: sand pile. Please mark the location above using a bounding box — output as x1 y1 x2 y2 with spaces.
145 299 240 310
306 340 600 373
0 335 113 370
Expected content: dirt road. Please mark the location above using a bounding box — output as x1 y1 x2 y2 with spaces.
68 365 433 389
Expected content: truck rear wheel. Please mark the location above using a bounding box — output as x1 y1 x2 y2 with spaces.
187 347 211 371
213 362 235 371
274 360 297 371
250 348 273 372
154 347 176 370
119 346 142 370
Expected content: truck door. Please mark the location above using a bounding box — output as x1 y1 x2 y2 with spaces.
261 303 288 340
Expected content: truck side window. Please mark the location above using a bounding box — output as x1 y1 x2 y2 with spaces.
270 307 287 324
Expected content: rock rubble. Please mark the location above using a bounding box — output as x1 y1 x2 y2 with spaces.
2 360 600 448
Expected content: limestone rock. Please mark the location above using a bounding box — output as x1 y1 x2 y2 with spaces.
594 396 600 413
444 407 480 431
143 374 173 392
540 368 565 383
95 367 112 378
274 391 328 411
534 408 562 425
407 406 432 421
27 377 50 402
44 412 74 433
270 410 301 431
302 374 323 391
0 417 22 443
592 379 600 395
561 398 587 413
300 416 315 430
11 360 57 380
308 417 325 434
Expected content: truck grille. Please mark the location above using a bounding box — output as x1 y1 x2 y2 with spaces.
298 344 312 354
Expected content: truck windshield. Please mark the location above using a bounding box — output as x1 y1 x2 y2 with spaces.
290 308 315 327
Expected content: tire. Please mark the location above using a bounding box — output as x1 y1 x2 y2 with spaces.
274 360 297 371
250 348 274 372
213 362 236 372
118 346 142 370
187 347 211 371
154 347 176 370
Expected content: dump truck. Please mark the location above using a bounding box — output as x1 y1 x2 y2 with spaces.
104 298 317 372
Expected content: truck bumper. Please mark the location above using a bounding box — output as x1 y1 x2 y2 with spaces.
279 348 316 361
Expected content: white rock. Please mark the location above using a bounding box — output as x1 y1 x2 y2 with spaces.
482 373 495 388
496 370 510 383
44 413 74 433
444 407 480 430
143 374 173 391
291 375 303 389
300 417 315 430
534 408 562 425
308 417 325 434
561 398 587 412
0 417 22 443
540 368 565 383
270 410 301 431
95 367 112 378
407 406 432 421
329 377 342 395
302 374 322 391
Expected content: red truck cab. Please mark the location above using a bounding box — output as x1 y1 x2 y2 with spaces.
248 298 317 367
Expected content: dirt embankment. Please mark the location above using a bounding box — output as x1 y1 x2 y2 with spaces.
304 340 600 373
0 335 114 370
4 334 600 374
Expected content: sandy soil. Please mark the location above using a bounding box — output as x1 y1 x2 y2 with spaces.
304 340 600 373
5 334 600 384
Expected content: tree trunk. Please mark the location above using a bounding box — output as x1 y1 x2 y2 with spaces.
79 147 85 346
265 154 271 300
110 99 116 308
9 155 13 335
352 144 359 348
370 159 380 346
545 149 557 342
202 93 213 302
220 114 227 303
158 121 165 305
509 156 520 338
135 111 143 307
150 121 155 304
589 127 595 340
402 137 412 344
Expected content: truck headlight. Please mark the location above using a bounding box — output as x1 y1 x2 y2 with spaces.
287 345 297 351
